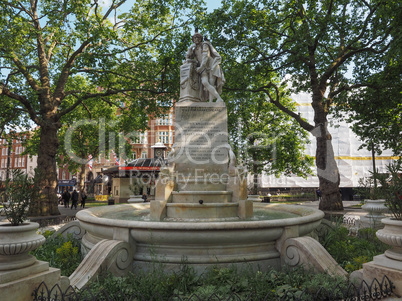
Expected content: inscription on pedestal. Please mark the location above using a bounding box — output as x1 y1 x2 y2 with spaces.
171 102 229 174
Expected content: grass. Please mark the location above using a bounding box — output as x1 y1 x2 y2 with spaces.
86 201 108 207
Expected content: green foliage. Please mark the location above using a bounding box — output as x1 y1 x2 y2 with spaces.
0 169 40 225
0 0 206 215
376 159 402 220
202 0 398 209
84 264 349 300
226 92 314 195
356 175 386 201
319 222 388 272
84 264 178 300
357 159 402 219
31 232 82 276
335 4 402 156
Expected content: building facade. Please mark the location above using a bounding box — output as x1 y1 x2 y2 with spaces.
0 134 29 181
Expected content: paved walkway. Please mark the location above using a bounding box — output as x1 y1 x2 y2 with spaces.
57 204 88 217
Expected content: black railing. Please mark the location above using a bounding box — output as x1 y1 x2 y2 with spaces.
32 275 395 301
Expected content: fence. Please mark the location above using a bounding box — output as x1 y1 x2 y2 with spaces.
32 275 395 301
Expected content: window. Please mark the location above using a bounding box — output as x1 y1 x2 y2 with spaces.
140 131 148 144
157 99 173 107
157 114 173 125
133 152 137 160
158 131 170 144
22 157 25 167
141 151 147 159
158 115 168 125
1 159 4 168
62 171 66 180
2 148 6 155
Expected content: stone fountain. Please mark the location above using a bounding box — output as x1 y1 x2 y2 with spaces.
70 31 346 288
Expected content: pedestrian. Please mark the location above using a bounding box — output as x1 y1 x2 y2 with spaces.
316 188 322 202
71 189 79 209
62 188 71 208
80 190 87 208
142 193 147 202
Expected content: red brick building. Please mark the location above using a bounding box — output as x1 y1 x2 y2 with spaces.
0 134 29 181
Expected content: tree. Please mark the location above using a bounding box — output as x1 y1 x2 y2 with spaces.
0 0 203 216
336 16 402 156
227 90 313 195
205 0 397 210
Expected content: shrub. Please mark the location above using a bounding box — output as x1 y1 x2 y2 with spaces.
82 265 349 300
30 231 82 276
319 221 388 272
0 169 40 225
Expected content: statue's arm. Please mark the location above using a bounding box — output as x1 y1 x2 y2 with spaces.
185 44 195 60
197 43 210 73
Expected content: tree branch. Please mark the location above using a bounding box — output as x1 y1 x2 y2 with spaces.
0 84 42 125
251 83 315 132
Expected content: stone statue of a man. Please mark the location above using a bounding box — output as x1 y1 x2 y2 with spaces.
180 30 225 102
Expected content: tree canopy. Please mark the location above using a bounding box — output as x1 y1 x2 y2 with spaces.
0 0 205 215
203 0 398 210
227 90 313 194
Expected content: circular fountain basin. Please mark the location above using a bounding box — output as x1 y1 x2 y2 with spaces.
76 203 324 273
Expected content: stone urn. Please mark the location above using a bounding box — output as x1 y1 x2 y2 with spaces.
360 199 389 229
0 222 46 271
376 218 402 261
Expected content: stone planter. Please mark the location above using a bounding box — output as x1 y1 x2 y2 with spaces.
0 222 45 271
376 218 402 261
360 199 389 229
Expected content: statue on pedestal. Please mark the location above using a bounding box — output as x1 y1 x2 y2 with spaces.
180 30 225 102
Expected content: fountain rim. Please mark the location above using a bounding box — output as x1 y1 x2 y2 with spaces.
76 203 324 230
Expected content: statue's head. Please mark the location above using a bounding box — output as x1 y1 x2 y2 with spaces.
192 29 203 43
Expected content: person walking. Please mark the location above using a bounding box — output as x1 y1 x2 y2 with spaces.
62 188 71 208
316 188 322 202
142 193 147 202
80 190 87 208
71 189 79 209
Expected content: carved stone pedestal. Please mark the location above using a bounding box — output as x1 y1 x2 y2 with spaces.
0 222 69 301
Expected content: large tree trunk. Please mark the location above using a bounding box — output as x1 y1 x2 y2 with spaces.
29 122 61 216
311 89 343 211
316 124 343 211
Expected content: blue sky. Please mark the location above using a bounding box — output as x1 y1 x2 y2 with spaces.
206 0 222 11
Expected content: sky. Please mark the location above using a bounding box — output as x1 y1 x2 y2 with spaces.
206 0 222 11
